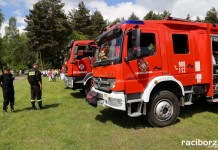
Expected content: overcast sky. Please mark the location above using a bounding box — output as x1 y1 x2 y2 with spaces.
0 0 217 36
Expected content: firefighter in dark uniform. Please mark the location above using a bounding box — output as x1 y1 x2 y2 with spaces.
0 66 15 112
27 63 43 110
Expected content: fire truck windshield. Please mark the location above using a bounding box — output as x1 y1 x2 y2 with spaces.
94 32 123 66
66 45 86 61
66 47 72 61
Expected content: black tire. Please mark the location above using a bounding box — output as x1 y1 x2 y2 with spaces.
147 90 180 127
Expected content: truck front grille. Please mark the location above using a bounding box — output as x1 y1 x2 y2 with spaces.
93 77 115 92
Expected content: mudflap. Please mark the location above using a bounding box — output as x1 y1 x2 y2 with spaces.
86 90 98 107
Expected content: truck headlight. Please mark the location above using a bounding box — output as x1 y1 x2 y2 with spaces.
110 81 116 88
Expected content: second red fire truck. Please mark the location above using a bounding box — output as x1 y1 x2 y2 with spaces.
64 40 95 94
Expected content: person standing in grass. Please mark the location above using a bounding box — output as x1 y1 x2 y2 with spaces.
27 63 43 110
0 66 15 112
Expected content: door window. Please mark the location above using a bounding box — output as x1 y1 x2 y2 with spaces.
172 34 189 54
128 32 156 59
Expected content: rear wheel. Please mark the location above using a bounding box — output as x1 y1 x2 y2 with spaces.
147 90 180 127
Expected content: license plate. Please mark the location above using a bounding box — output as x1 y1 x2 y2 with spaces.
103 93 108 100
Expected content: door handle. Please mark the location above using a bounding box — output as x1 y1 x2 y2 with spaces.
153 66 162 70
187 64 194 68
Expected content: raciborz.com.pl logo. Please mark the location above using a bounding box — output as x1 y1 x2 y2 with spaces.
181 139 218 148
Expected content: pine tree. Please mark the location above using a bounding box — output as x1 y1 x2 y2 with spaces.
160 10 171 19
186 14 191 20
25 0 71 68
143 11 161 20
205 7 218 23
69 1 91 38
90 10 107 39
128 12 139 21
110 17 125 26
195 16 202 22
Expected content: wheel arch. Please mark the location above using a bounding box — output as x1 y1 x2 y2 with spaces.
142 76 184 103
83 72 93 86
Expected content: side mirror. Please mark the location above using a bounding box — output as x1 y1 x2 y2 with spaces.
132 28 141 58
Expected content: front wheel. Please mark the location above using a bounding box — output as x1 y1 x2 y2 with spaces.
147 90 180 127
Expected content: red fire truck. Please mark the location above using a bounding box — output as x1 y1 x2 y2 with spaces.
87 18 218 127
64 40 95 94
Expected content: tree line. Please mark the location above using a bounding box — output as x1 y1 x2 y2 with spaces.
0 0 218 71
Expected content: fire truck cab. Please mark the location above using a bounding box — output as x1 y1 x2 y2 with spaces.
64 40 95 94
88 19 218 127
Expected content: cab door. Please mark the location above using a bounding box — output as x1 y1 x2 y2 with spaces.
123 29 162 94
166 31 196 85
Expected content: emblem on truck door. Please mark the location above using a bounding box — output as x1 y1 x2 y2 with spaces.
138 60 148 71
79 64 85 70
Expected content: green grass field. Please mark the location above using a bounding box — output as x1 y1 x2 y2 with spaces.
0 77 218 150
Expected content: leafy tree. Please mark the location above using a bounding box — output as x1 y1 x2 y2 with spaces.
0 9 4 71
69 1 91 39
205 7 218 23
5 17 19 37
17 33 35 69
1 16 34 71
0 9 3 28
90 10 107 39
25 0 71 68
2 17 20 69
128 12 139 21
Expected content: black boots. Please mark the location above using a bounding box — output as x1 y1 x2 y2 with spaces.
3 102 7 112
10 103 14 112
31 101 37 110
38 101 43 110
3 103 14 112
31 101 43 110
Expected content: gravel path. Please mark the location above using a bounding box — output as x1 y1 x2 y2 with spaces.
14 75 27 81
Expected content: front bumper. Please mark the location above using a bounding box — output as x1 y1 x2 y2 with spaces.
64 76 74 88
91 87 126 111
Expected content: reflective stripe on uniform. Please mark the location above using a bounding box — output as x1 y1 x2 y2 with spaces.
31 99 36 102
29 71 35 76
36 99 42 102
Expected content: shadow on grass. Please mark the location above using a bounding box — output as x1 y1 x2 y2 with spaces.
95 108 153 129
14 103 60 112
94 101 218 129
70 92 86 99
179 100 218 118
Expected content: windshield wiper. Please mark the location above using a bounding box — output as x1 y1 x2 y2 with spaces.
93 60 112 67
100 61 112 66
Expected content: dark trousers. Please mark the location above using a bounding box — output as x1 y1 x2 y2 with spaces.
31 85 41 100
30 85 42 108
2 86 14 110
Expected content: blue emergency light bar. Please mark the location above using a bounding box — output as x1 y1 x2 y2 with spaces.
122 20 144 25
